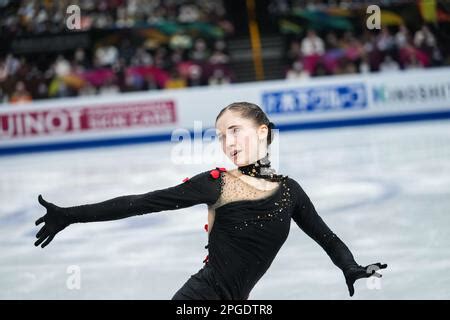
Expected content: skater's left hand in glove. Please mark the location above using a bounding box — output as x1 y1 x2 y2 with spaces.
344 262 387 297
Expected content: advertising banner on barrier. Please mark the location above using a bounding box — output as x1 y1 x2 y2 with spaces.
262 83 368 115
371 78 450 109
1 100 176 140
1 67 449 155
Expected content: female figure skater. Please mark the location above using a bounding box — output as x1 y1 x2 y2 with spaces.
34 102 387 299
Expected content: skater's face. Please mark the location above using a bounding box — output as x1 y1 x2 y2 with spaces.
215 110 269 166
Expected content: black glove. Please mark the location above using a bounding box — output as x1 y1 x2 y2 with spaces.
344 262 387 297
34 194 72 248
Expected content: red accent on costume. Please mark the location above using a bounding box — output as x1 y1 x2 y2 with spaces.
210 169 220 179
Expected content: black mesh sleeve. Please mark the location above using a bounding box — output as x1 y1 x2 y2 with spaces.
290 179 358 272
63 169 222 223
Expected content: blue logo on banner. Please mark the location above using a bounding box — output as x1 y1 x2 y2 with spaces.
262 83 367 114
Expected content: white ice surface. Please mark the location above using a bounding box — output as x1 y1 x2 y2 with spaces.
1 120 450 299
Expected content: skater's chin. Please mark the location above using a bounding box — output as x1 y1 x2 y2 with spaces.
231 157 246 167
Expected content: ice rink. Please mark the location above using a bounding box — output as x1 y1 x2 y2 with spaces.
1 119 450 299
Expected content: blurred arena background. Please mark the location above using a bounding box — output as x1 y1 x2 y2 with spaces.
1 0 450 299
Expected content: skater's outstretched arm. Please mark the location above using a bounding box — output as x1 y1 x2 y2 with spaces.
35 170 222 248
290 180 387 297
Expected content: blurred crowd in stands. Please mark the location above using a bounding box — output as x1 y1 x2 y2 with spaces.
0 0 234 35
0 38 233 104
284 25 446 80
273 0 450 79
1 0 450 104
0 0 234 104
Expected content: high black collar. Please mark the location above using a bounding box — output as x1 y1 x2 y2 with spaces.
237 153 285 182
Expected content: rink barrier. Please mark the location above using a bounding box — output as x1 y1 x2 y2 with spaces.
1 109 450 156
1 67 449 156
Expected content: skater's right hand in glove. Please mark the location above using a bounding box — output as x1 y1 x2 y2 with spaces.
34 194 71 248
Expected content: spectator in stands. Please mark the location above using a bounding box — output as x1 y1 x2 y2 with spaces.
340 59 358 75
187 64 205 87
35 82 49 100
153 47 170 70
165 69 187 89
208 68 230 85
359 55 370 74
131 47 153 66
74 48 90 70
143 74 159 90
314 62 328 77
380 55 400 72
400 43 428 69
342 32 363 63
99 78 120 96
301 30 325 56
79 83 97 96
300 29 325 75
190 38 210 63
3 54 21 78
10 81 32 104
178 3 201 23
95 45 119 68
414 25 443 66
408 57 425 70
376 28 396 55
0 59 7 83
322 31 343 74
286 61 309 80
414 25 437 54
209 40 230 65
54 55 71 78
395 24 411 49
286 40 302 66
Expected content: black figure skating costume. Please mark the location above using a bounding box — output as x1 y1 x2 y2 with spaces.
35 153 369 299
